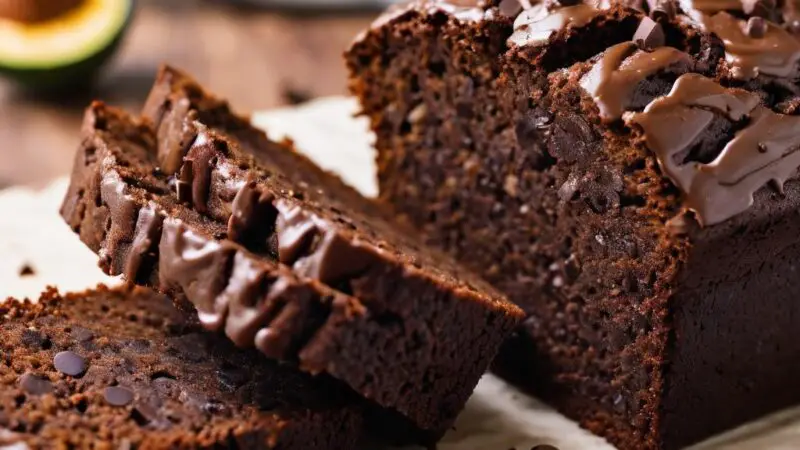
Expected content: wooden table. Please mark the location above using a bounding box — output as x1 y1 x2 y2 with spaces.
0 0 374 189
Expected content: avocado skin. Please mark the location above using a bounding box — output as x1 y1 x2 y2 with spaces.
0 1 135 93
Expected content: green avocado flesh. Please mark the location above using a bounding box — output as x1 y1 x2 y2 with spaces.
0 0 132 89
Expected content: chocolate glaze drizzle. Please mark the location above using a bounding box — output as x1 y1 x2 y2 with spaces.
627 73 800 225
509 3 601 47
581 41 691 121
704 11 800 79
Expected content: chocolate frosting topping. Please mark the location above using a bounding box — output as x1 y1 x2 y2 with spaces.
627 73 800 225
181 131 219 214
508 4 601 47
275 200 380 284
275 202 320 265
581 42 691 121
159 218 233 315
228 182 278 252
124 205 164 282
678 0 743 13
100 169 137 239
704 12 800 79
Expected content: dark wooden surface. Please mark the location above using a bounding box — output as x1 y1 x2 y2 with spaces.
0 0 374 189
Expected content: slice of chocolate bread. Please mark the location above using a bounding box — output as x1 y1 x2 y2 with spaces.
348 1 800 449
60 101 524 442
0 284 362 449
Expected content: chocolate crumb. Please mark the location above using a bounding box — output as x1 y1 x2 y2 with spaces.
18 264 35 277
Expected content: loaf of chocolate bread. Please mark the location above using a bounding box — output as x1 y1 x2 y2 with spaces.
61 100 523 442
0 284 362 449
348 1 800 449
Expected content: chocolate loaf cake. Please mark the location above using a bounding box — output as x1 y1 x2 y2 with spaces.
60 100 523 441
0 284 362 449
348 1 800 449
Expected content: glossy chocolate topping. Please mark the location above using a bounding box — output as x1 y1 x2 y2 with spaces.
627 73 800 224
704 12 800 79
176 128 384 287
100 169 137 240
227 182 277 249
275 200 380 284
508 3 601 47
581 41 691 121
159 217 233 315
678 0 743 13
124 205 164 282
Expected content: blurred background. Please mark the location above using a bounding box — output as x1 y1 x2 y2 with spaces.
0 0 389 189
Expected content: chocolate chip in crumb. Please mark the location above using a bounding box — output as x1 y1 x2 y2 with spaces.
19 373 53 395
742 0 776 19
104 386 134 406
71 327 94 343
633 17 665 50
650 0 677 22
54 351 87 377
746 17 767 38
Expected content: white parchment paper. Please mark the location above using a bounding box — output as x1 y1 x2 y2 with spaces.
2 97 799 449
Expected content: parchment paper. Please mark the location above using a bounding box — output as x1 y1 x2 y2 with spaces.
2 97 799 450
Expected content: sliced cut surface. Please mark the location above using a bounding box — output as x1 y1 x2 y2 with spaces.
0 284 363 449
61 101 523 443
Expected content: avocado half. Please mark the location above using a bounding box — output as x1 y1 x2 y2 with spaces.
0 0 134 92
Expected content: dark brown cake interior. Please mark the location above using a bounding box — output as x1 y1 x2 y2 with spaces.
61 101 523 442
0 285 362 449
348 1 800 449
142 65 509 303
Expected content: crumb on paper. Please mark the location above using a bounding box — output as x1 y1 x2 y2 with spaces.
19 264 36 277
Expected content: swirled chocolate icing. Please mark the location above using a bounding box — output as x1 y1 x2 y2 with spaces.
627 73 800 225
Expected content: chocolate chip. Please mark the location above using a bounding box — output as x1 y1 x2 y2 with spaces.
788 19 800 34
19 373 53 395
556 0 581 5
746 16 767 38
71 327 94 343
742 0 776 19
634 17 665 50
104 386 134 406
650 0 677 22
54 351 87 377
498 0 524 17
175 165 193 204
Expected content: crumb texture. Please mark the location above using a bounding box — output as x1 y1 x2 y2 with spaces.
0 285 363 449
347 0 800 449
